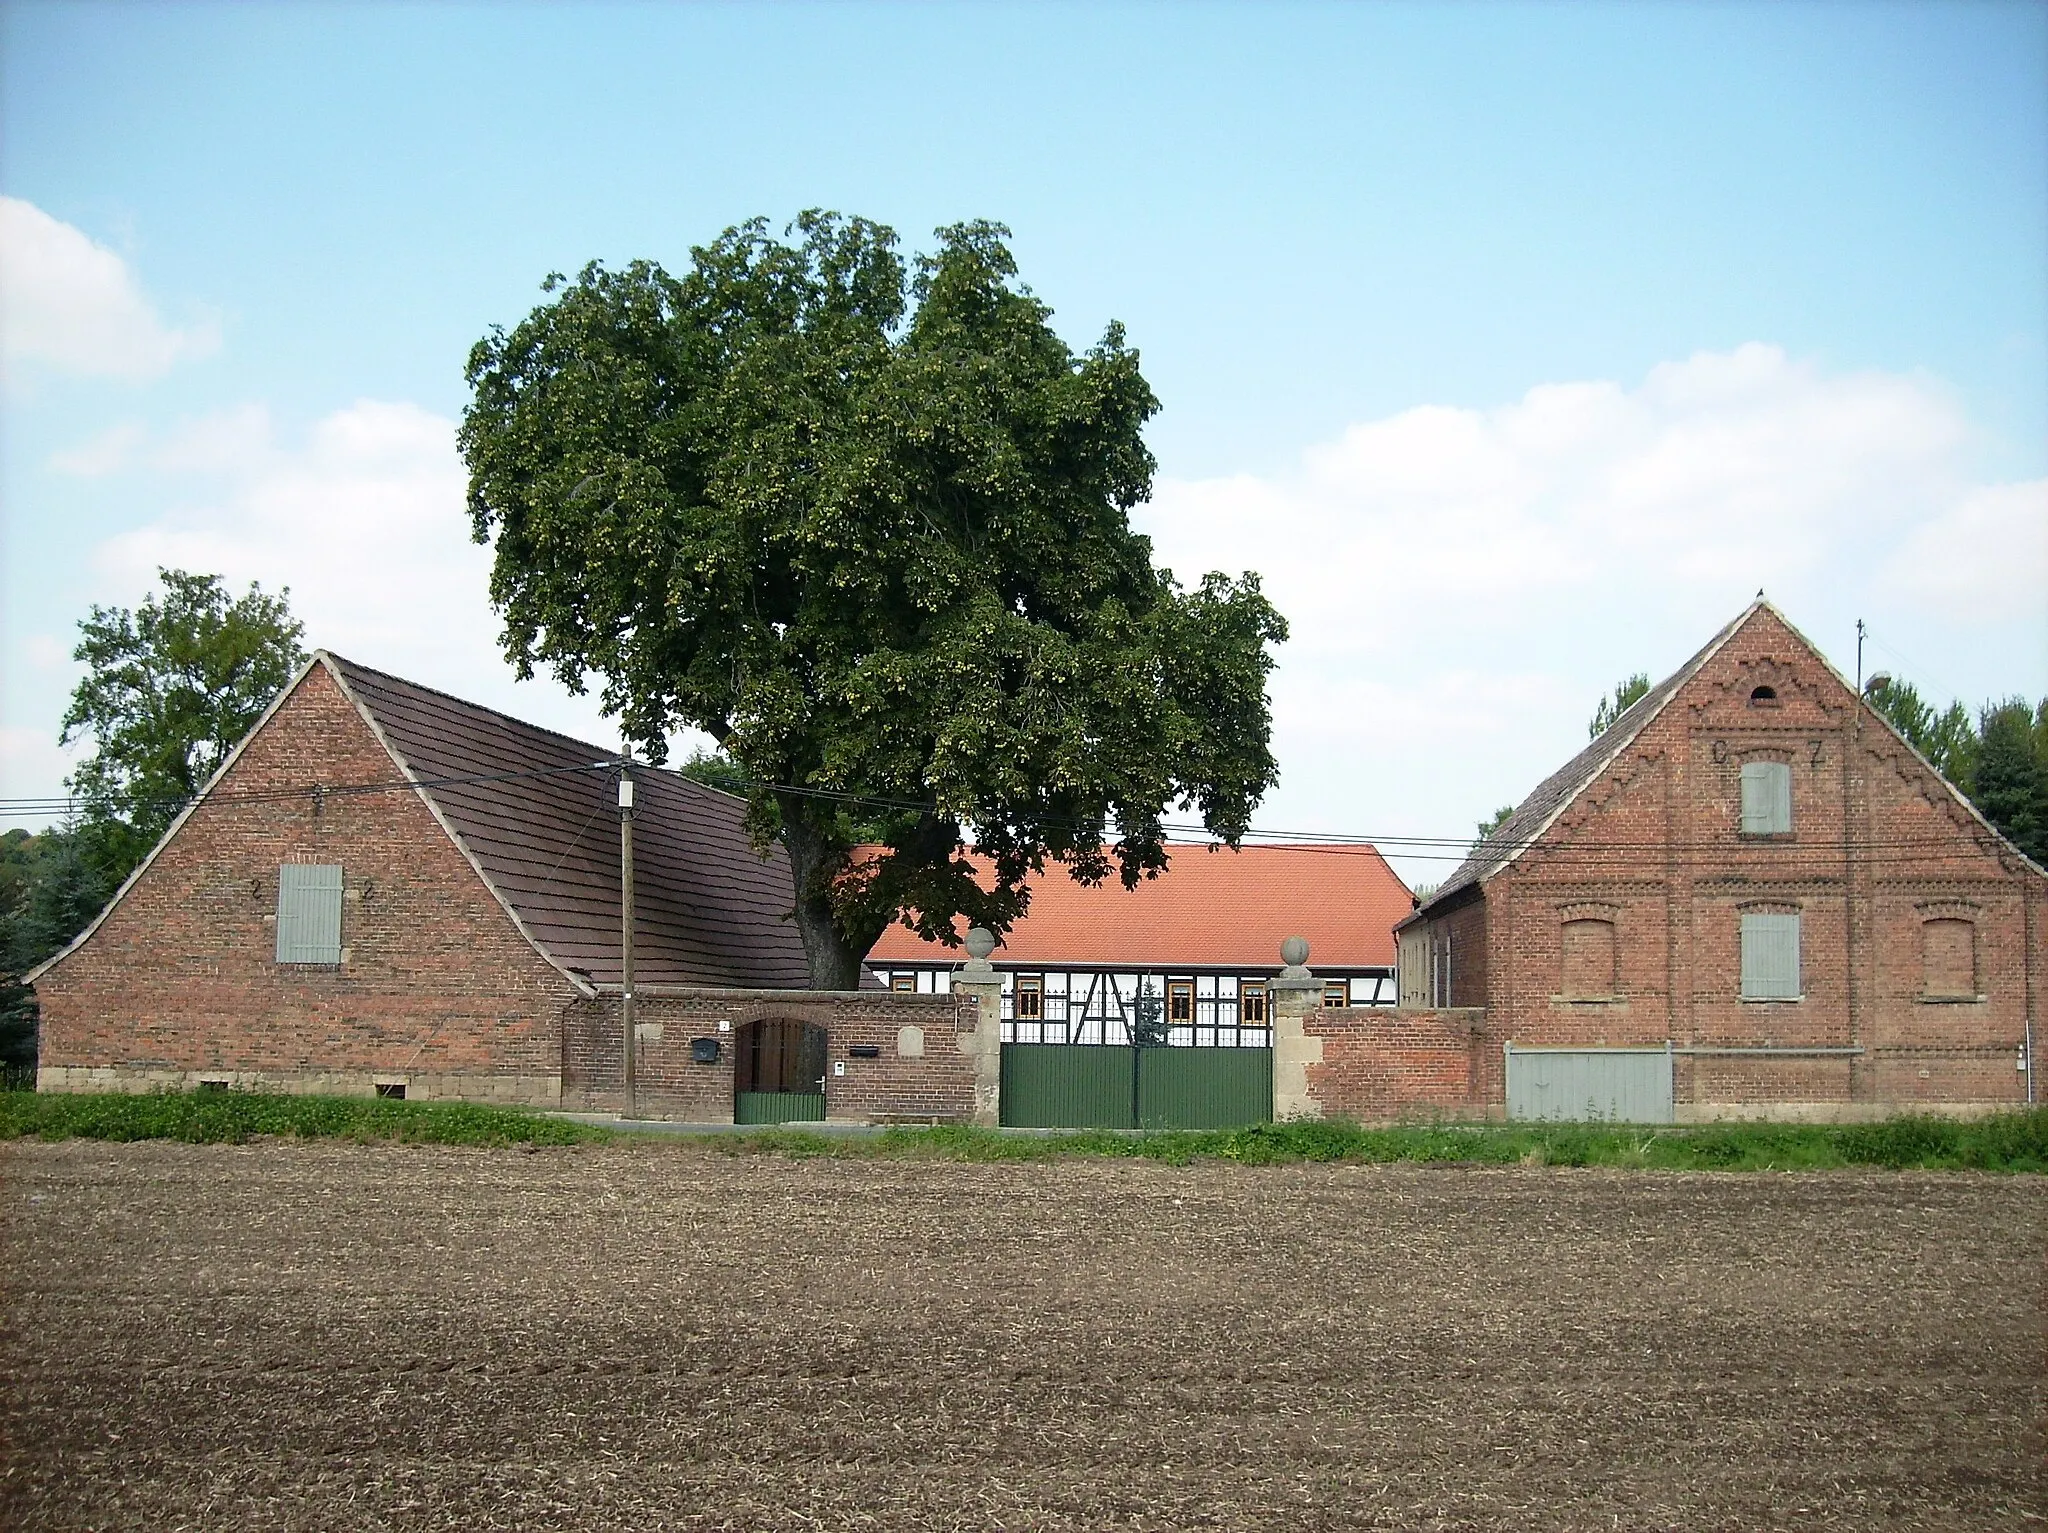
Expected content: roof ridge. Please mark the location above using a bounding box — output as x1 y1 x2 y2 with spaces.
1402 597 1768 922
317 650 629 768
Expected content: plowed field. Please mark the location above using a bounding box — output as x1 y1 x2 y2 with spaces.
1 1139 2041 1531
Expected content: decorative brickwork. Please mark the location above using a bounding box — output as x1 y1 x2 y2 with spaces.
1392 603 2046 1120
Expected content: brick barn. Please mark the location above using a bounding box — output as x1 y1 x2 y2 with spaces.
1330 598 2044 1124
28 653 978 1123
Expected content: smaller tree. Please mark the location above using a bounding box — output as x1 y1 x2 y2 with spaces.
1865 676 1976 786
0 827 115 1080
1971 698 2048 866
1588 673 1651 738
61 569 306 883
675 746 753 800
1474 805 1514 847
1127 979 1169 1048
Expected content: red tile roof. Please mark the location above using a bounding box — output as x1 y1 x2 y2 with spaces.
867 843 1412 970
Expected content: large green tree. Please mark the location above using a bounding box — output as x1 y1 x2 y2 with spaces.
61 568 306 883
462 214 1287 989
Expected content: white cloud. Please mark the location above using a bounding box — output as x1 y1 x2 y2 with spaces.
91 400 630 752
1138 344 2045 876
0 725 85 811
0 197 218 382
48 421 147 477
23 634 71 672
1874 477 2048 623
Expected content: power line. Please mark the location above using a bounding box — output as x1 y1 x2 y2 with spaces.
0 755 2023 873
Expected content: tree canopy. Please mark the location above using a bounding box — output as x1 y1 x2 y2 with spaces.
1588 673 1651 738
461 214 1287 989
1864 678 2048 866
61 569 306 882
1473 805 1514 846
5 570 306 1074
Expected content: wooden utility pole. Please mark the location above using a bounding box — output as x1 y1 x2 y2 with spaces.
619 762 638 1120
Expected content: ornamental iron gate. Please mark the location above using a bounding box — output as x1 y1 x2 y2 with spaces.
999 1043 1273 1130
734 1017 828 1125
1504 1043 1674 1124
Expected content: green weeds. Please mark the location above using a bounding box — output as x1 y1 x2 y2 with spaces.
6 1090 2045 1170
0 1089 606 1147
718 1109 2048 1173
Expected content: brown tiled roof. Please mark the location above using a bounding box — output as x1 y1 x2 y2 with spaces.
867 842 1413 970
1402 600 1764 925
325 654 809 990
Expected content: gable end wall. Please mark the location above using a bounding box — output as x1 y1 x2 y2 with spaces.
34 663 580 1103
1390 606 2044 1120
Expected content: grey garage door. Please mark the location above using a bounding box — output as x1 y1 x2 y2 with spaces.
1505 1045 1673 1124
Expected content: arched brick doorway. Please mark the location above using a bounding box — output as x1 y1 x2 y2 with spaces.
733 1017 828 1124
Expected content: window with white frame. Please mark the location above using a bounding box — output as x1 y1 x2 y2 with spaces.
1739 911 1801 1000
1014 974 1044 1020
276 863 344 964
1740 760 1793 835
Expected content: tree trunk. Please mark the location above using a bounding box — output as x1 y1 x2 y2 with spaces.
777 802 883 991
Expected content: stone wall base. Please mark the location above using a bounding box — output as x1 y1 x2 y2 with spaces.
35 1065 562 1107
1674 1098 2026 1124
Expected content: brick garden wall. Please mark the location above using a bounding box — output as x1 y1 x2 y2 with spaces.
34 663 578 1104
564 988 979 1122
1301 1007 1494 1122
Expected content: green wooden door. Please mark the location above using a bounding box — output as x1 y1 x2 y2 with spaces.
734 1017 828 1125
999 1044 1273 1129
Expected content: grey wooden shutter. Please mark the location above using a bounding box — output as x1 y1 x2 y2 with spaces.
1741 762 1792 834
1740 913 1800 1000
276 864 344 964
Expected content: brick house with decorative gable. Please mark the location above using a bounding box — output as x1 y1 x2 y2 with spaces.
1372 599 2044 1121
28 653 978 1122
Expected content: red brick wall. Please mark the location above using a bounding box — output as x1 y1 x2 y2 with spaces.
1302 1007 1494 1122
1397 606 2045 1116
564 988 978 1122
34 662 581 1098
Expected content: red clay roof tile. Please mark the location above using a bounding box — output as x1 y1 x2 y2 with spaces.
868 843 1412 970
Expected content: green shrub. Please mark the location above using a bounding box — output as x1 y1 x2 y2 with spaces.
1833 1115 1962 1168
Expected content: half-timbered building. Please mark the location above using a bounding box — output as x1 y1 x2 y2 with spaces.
866 844 1414 1048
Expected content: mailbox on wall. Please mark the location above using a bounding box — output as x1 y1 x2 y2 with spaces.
690 1037 721 1064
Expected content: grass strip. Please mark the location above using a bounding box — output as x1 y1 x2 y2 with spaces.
714 1109 2048 1173
0 1090 606 1147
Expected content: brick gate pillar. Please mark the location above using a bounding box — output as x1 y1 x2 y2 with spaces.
953 927 1003 1128
1270 935 1325 1121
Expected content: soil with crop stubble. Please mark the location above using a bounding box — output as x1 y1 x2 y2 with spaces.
1 1140 2043 1531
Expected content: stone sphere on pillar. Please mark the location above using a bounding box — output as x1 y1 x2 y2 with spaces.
965 927 997 960
1280 935 1310 968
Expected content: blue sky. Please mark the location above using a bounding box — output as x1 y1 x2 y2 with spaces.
4 0 2044 880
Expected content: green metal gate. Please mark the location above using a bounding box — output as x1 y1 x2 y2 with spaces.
1000 1044 1272 1130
